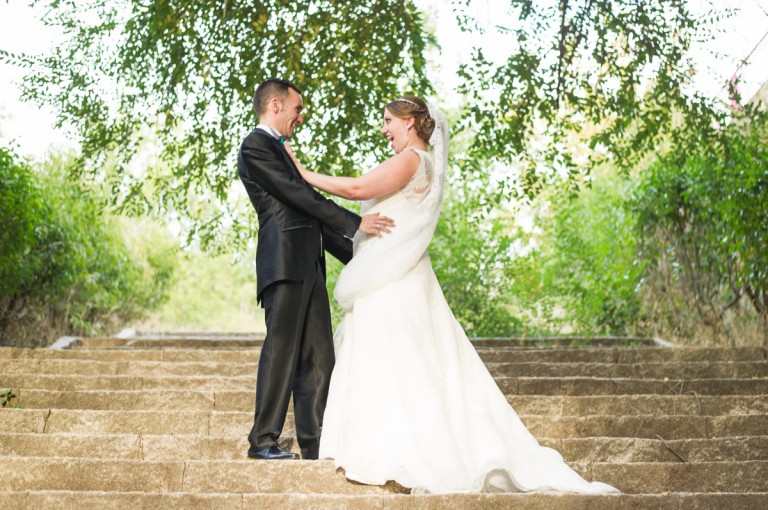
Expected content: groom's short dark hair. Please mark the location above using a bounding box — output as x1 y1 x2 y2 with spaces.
253 79 302 117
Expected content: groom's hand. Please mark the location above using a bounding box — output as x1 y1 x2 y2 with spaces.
359 212 395 237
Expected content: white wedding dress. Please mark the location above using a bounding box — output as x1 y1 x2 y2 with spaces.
319 106 619 495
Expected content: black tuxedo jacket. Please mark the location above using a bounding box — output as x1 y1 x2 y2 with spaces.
238 129 361 300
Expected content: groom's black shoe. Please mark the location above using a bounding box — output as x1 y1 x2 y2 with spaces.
301 443 319 460
247 445 299 460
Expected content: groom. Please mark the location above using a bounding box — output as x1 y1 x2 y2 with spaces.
238 79 393 460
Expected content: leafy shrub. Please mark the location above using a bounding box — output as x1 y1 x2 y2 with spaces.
0 146 45 299
536 171 644 335
136 250 264 332
0 389 18 408
0 147 177 346
430 172 524 337
631 105 768 345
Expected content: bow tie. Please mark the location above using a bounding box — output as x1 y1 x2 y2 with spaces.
278 137 286 145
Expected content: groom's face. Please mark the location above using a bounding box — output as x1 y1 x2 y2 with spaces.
274 88 304 139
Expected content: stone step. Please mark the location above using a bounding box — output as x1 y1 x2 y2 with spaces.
71 335 659 350
6 372 768 395
505 377 768 396
555 436 768 463
2 408 764 439
76 337 265 349
471 336 659 348
2 346 765 363
525 415 768 440
510 394 767 418
377 413 768 441
13 389 766 417
593 460 768 494
3 432 766 463
0 347 257 362
2 373 255 391
5 358 766 379
133 331 262 339
484 347 768 364
0 458 389 494
4 359 260 377
0 432 295 460
2 490 767 510
13 388 219 411
0 457 766 494
497 361 767 379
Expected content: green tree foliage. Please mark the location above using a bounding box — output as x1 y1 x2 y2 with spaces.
454 0 717 196
0 146 44 299
7 0 432 245
138 251 265 333
0 146 177 346
431 172 523 337
632 102 768 345
535 171 644 334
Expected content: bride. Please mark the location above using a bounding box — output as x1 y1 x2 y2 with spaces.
284 96 619 495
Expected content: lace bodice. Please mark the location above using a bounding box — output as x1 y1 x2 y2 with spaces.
401 147 433 204
336 108 447 312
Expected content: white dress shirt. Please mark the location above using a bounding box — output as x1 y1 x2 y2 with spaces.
256 123 283 140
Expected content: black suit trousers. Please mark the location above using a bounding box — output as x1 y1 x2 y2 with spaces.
247 260 335 453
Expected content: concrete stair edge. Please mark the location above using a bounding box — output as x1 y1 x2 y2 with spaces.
1 490 767 510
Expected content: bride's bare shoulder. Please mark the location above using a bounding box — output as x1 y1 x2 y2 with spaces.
390 148 422 166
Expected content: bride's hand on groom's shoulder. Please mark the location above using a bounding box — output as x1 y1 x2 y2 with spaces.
359 212 395 237
284 142 308 177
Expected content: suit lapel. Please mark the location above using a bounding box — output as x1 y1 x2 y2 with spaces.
277 145 307 184
255 130 307 184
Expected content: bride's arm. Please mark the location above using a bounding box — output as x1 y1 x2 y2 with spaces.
284 143 420 201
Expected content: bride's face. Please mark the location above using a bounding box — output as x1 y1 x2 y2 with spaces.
381 108 412 154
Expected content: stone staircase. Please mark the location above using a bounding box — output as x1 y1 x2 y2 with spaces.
1 332 767 509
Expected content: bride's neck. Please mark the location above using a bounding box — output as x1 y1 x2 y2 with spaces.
405 139 428 151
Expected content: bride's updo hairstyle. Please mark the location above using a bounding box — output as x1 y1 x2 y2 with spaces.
386 96 436 145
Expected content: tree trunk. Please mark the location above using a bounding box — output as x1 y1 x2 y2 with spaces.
745 286 768 348
761 308 768 349
0 295 19 345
